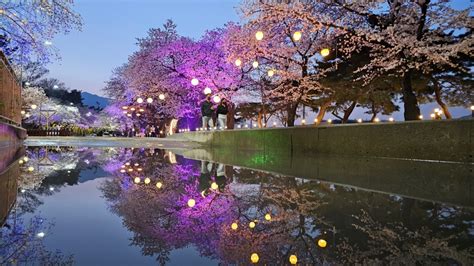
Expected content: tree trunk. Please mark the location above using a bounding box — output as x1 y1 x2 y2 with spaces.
286 102 298 127
342 101 357 123
432 78 452 119
401 71 421 121
257 111 263 128
315 101 331 126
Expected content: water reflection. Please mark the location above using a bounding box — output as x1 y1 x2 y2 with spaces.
1 146 473 265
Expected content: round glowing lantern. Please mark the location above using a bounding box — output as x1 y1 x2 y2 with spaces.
289 255 298 265
134 177 141 184
31 104 38 110
293 31 302 41
267 69 275 77
146 97 153 103
144 178 151 184
265 214 272 221
191 78 199 86
23 156 28 162
203 87 212 95
211 182 218 190
136 97 144 104
213 95 221 103
187 199 196 208
320 48 330 57
249 221 256 228
27 166 34 172
252 61 259 68
250 253 259 264
255 31 264 41
159 94 165 100
318 239 327 248
156 182 163 189
235 59 242 67
231 222 238 230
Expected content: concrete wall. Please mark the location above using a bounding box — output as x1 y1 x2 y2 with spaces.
0 121 27 149
170 120 473 163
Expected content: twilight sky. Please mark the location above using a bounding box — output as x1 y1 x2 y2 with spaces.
47 0 471 120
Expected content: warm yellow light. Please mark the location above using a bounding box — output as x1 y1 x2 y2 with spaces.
374 117 380 122
264 214 271 221
327 119 332 124
321 48 330 57
357 118 362 123
122 111 128 114
136 113 141 117
211 182 218 190
139 108 145 112
130 107 136 111
191 78 199 86
137 167 143 171
231 222 238 230
23 156 28 162
203 87 212 95
301 119 306 125
159 94 165 100
19 159 24 164
389 117 394 122
418 115 423 120
120 169 126 173
128 169 133 172
31 104 37 110
252 61 259 68
187 199 196 207
255 31 264 41
27 166 34 172
21 110 25 115
471 105 474 111
267 69 275 77
250 253 259 264
292 31 302 41
125 162 130 166
156 182 163 189
146 97 153 103
235 59 242 67
137 97 144 104
144 178 151 184
434 108 440 113
289 255 298 265
213 95 221 103
122 106 128 110
134 177 141 183
318 239 327 248
249 221 256 228
430 113 436 118
314 118 318 123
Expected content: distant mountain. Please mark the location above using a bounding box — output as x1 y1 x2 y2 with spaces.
81 92 110 109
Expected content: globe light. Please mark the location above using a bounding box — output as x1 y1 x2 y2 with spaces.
156 182 163 189
31 104 37 110
470 105 474 111
318 239 327 248
211 182 218 190
250 253 259 264
231 222 238 230
27 166 34 172
267 69 275 77
235 59 242 67
289 255 298 265
321 48 330 57
389 117 394 122
144 178 151 184
203 87 212 95
213 95 221 103
252 61 259 68
327 119 332 124
122 106 128 110
159 94 165 100
255 31 264 41
430 113 436 118
37 232 45 238
19 159 24 164
357 118 362 123
273 121 277 127
418 115 423 120
137 97 144 104
187 198 196 208
249 221 256 228
147 97 154 103
374 117 380 122
23 156 28 162
191 78 199 86
21 110 25 115
301 119 306 125
134 177 141 184
264 214 271 221
292 31 302 41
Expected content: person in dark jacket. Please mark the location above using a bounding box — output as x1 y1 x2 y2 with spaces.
201 94 215 130
216 98 228 130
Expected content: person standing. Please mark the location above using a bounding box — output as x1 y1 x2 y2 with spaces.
150 125 156 137
201 94 215 130
217 98 229 130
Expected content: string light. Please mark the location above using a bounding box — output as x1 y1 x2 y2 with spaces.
191 78 199 86
318 239 327 248
144 178 151 184
267 69 275 77
264 214 271 221
235 59 242 67
418 115 423 120
292 31 302 41
231 223 238 230
137 97 144 104
156 182 163 189
255 31 264 41
147 97 153 103
134 177 141 184
187 199 196 208
249 221 256 228
204 87 212 95
252 61 259 68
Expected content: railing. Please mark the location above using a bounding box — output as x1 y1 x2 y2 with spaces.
0 51 22 126
27 129 75 136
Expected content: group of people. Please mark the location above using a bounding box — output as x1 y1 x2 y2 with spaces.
200 94 229 130
125 125 160 137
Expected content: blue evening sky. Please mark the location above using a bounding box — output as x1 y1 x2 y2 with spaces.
47 0 471 120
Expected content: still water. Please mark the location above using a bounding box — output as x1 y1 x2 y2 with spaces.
1 146 473 265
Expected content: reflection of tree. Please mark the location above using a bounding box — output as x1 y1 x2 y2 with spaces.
101 154 473 265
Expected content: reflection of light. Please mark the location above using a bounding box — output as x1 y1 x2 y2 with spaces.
191 78 199 86
249 221 256 228
144 178 151 184
156 182 163 189
134 177 141 184
211 182 218 190
293 31 302 41
231 222 238 230
251 253 259 264
265 214 271 221
289 255 298 265
255 31 264 41
213 95 221 103
37 232 45 238
187 199 196 207
318 239 327 248
28 166 34 172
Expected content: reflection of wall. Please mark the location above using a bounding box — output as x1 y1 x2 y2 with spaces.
0 160 19 227
170 120 473 163
0 122 27 149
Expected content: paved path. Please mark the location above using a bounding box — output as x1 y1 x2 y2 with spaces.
24 136 198 149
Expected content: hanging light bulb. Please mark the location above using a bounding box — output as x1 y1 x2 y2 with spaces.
235 59 242 67
191 78 199 86
255 31 264 41
146 97 153 103
321 48 330 57
187 199 196 207
267 69 275 77
292 31 302 41
249 221 256 228
289 255 298 265
136 97 144 104
252 61 259 68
